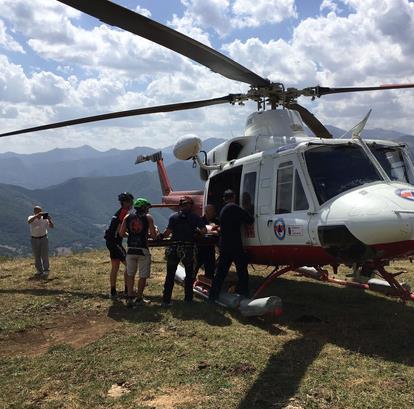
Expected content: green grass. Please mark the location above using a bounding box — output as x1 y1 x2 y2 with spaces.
1 250 414 408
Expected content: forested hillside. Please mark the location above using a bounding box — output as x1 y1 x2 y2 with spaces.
0 161 203 256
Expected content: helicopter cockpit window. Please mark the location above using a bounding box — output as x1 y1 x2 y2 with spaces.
275 161 293 214
294 171 309 211
305 145 382 204
369 145 414 184
241 172 256 216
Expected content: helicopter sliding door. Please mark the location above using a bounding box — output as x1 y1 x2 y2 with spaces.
257 154 312 264
206 165 242 214
240 162 259 246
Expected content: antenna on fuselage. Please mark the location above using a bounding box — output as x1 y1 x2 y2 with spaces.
339 109 372 139
351 109 372 140
345 109 391 182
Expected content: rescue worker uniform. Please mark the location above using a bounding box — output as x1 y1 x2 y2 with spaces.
163 210 205 303
209 202 254 301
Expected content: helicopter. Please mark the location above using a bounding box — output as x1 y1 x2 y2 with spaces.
2 0 414 310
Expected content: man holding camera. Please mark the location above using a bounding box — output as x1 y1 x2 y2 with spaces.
27 206 54 278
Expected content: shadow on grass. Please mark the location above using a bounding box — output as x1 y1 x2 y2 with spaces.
237 274 414 408
107 299 163 324
238 336 323 409
107 295 232 327
0 287 232 327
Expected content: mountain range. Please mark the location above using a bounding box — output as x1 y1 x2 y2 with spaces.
0 160 204 256
0 129 412 189
0 138 224 189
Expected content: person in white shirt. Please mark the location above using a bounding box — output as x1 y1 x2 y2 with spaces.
27 206 54 278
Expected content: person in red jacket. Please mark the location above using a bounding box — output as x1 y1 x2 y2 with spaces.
104 192 134 299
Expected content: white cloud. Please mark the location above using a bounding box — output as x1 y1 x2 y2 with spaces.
169 12 212 45
0 0 81 44
1 0 414 154
0 19 24 53
0 55 30 102
30 71 71 105
169 0 228 40
224 0 414 131
170 0 296 38
223 38 317 86
0 0 185 80
135 5 151 18
0 106 18 119
232 0 297 28
320 0 340 13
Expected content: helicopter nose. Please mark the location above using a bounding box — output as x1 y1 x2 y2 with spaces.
345 188 413 245
318 183 414 262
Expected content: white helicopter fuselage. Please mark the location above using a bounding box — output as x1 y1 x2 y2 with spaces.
201 109 414 267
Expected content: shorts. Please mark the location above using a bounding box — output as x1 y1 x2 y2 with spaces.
106 240 126 261
126 248 151 278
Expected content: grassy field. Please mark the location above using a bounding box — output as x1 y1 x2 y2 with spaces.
1 249 414 409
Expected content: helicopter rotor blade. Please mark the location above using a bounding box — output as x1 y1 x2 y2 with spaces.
0 94 242 138
301 83 414 98
57 0 269 87
289 103 332 139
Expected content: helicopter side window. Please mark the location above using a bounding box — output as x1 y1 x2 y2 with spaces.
241 172 256 216
305 144 382 204
294 170 309 211
369 145 412 183
275 161 293 214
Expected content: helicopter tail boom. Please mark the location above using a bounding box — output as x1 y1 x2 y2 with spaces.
136 151 173 196
136 150 204 214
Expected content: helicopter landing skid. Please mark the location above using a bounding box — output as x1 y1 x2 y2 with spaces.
253 265 414 303
189 273 283 316
373 265 414 302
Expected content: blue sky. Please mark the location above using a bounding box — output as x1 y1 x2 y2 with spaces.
0 0 413 153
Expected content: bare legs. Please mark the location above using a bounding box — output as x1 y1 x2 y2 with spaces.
137 278 147 299
127 277 146 298
110 259 127 295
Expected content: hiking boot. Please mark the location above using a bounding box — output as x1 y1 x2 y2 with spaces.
33 271 43 278
41 271 49 279
126 298 135 309
110 288 118 300
135 297 151 306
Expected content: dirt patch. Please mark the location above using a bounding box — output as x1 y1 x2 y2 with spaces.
227 362 256 375
0 312 118 357
107 382 132 398
141 385 207 409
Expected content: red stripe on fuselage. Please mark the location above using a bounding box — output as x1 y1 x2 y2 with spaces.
244 245 335 266
244 240 414 266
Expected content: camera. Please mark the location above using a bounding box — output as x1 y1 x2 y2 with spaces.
42 212 49 219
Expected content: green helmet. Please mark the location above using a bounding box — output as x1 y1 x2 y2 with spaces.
133 198 151 210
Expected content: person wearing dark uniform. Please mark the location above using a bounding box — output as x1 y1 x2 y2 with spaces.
119 198 156 308
196 204 219 279
160 196 207 306
104 192 134 299
209 189 254 302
